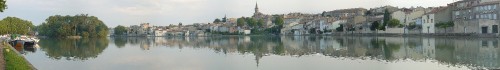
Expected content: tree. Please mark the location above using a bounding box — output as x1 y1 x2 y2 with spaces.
246 18 256 27
336 24 344 32
365 10 372 16
213 18 222 23
257 19 265 28
274 16 284 28
237 17 246 27
407 22 419 29
222 16 227 22
382 9 391 31
388 19 400 27
370 21 379 31
38 14 109 38
0 17 34 35
0 0 6 12
435 21 454 33
114 25 127 35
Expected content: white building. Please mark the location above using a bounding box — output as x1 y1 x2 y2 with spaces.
391 11 406 26
422 14 436 33
154 29 168 37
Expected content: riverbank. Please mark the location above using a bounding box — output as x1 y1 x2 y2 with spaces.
1 40 37 70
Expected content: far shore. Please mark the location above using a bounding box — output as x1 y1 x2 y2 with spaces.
106 33 500 38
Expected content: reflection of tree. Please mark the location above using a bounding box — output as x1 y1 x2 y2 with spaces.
113 37 127 48
38 38 109 60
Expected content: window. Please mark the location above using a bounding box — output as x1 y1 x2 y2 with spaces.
488 5 492 10
494 40 499 47
483 41 488 47
494 14 497 19
431 19 433 23
493 5 497 9
477 14 480 18
455 11 460 16
480 6 483 11
490 14 494 19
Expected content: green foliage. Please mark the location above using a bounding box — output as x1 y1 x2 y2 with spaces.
222 16 227 22
4 43 33 70
274 16 284 28
435 21 454 33
336 24 344 32
257 19 265 28
435 21 454 29
113 25 127 35
213 18 222 23
0 0 6 12
245 18 257 27
388 19 400 27
0 17 35 35
237 17 246 26
38 14 109 38
370 21 379 31
382 9 390 31
407 22 420 29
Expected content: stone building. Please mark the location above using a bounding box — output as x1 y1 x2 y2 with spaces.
322 8 367 19
451 0 500 34
128 23 152 36
422 7 452 33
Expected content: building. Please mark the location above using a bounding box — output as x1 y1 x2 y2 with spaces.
451 0 500 34
128 23 151 36
391 10 407 26
322 8 367 19
422 7 452 33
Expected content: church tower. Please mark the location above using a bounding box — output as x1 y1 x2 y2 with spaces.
253 2 262 18
254 2 259 13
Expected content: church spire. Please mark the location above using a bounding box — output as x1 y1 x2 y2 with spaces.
255 1 259 13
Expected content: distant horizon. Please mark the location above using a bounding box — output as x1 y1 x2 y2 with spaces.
0 0 455 27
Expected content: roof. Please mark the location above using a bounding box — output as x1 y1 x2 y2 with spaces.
426 6 449 14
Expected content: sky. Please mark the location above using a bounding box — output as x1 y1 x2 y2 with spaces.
0 0 455 27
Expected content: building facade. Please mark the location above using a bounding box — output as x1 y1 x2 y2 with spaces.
451 0 500 34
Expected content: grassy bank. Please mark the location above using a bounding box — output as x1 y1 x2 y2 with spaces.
3 42 32 70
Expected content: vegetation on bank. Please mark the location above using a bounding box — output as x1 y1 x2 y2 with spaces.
0 17 35 35
113 25 127 35
3 42 32 70
435 21 455 33
0 0 6 12
37 14 109 38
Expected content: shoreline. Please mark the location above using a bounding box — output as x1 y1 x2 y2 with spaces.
107 33 500 38
1 39 37 70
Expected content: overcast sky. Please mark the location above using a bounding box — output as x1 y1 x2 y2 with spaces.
0 0 455 27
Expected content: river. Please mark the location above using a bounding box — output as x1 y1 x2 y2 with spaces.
14 36 500 70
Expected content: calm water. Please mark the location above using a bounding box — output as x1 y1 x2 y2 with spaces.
14 36 500 70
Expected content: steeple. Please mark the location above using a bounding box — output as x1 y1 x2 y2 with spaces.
255 2 259 13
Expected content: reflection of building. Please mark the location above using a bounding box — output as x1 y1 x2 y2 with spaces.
110 36 500 69
422 38 436 58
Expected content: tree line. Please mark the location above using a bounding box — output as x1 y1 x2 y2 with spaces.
0 17 35 35
38 14 109 38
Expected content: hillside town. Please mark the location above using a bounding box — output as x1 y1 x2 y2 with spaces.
112 0 500 37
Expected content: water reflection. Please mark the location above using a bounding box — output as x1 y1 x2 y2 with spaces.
37 38 109 60
30 36 500 69
116 36 500 69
